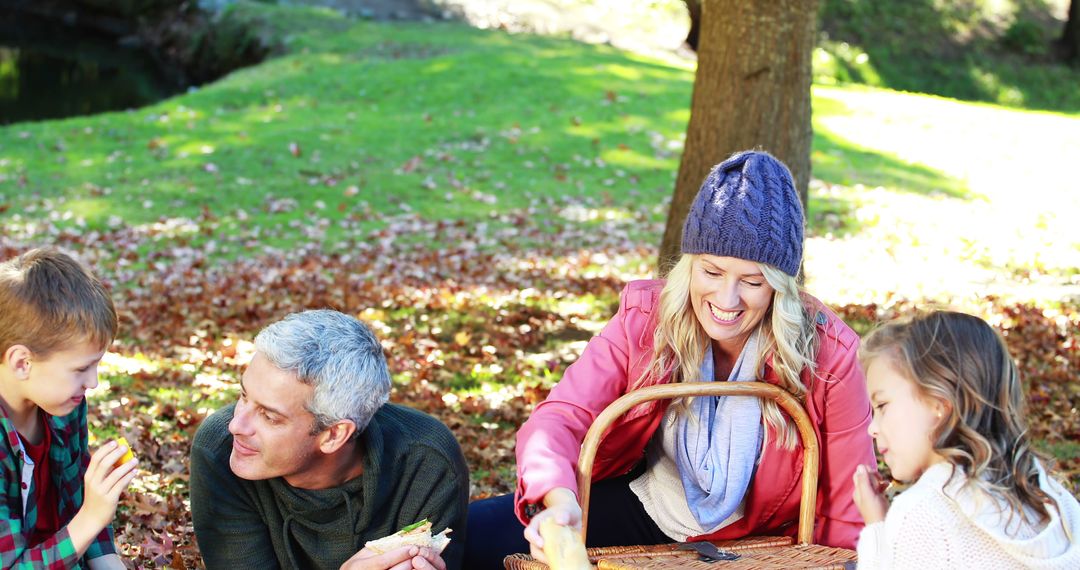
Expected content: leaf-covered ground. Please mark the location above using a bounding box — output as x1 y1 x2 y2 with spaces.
6 206 1077 568
1 3 1077 568
12 206 1072 569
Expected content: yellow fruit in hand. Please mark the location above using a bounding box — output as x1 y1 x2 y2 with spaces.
113 437 136 468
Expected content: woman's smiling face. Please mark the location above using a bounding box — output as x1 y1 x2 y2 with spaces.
688 254 774 358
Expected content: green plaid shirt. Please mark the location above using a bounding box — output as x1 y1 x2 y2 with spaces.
0 400 115 569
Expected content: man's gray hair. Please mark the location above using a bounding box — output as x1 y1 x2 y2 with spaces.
254 309 391 436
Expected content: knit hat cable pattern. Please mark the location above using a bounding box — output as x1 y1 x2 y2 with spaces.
680 150 804 276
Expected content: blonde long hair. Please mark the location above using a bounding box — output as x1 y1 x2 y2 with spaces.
645 254 818 449
860 311 1054 523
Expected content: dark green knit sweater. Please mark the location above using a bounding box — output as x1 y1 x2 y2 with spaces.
190 403 469 570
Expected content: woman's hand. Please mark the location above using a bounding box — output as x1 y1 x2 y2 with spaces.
523 487 582 564
852 464 890 524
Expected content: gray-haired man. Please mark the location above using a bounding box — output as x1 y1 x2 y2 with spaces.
190 310 468 570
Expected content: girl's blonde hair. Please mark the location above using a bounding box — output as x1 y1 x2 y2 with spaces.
860 310 1054 523
645 254 818 449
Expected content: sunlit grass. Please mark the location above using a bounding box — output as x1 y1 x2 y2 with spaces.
1 3 1076 306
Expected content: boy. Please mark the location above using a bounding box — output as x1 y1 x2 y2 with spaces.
0 248 137 569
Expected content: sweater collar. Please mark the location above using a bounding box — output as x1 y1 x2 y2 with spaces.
269 409 386 519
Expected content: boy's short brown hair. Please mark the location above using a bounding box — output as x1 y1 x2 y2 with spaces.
0 247 118 359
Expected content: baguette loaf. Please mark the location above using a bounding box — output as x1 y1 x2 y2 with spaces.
539 517 591 570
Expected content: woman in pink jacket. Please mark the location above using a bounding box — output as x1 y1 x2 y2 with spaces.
464 151 875 569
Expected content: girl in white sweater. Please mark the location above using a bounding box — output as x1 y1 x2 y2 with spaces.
851 311 1079 569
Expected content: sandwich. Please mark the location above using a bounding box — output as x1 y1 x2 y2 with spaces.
365 520 452 554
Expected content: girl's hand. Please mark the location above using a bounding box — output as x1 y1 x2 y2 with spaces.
523 487 581 564
852 464 890 524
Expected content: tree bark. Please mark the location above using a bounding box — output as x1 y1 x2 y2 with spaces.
658 0 819 276
1061 0 1079 63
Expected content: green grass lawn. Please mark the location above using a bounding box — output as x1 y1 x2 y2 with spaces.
1 4 1077 563
2 3 1078 279
2 4 691 257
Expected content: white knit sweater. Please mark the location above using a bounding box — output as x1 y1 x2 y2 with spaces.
857 461 1080 569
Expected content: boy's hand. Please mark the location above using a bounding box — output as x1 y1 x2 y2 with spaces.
81 440 139 528
852 464 889 524
66 440 139 559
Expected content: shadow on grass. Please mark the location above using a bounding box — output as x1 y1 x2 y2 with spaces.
812 128 969 199
819 0 1080 113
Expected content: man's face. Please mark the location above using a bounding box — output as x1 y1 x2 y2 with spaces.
228 351 322 486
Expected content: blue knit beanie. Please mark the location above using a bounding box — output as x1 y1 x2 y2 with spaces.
680 150 804 276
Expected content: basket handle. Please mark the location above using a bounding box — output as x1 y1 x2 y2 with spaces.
575 381 820 545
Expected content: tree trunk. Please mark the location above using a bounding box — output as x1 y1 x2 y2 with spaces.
684 0 701 51
658 0 819 276
1061 0 1080 63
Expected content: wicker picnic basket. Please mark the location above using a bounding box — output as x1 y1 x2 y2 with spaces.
504 381 858 570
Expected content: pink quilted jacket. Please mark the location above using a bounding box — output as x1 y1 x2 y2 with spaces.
514 280 874 549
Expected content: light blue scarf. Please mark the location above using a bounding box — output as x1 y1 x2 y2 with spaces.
674 333 763 530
